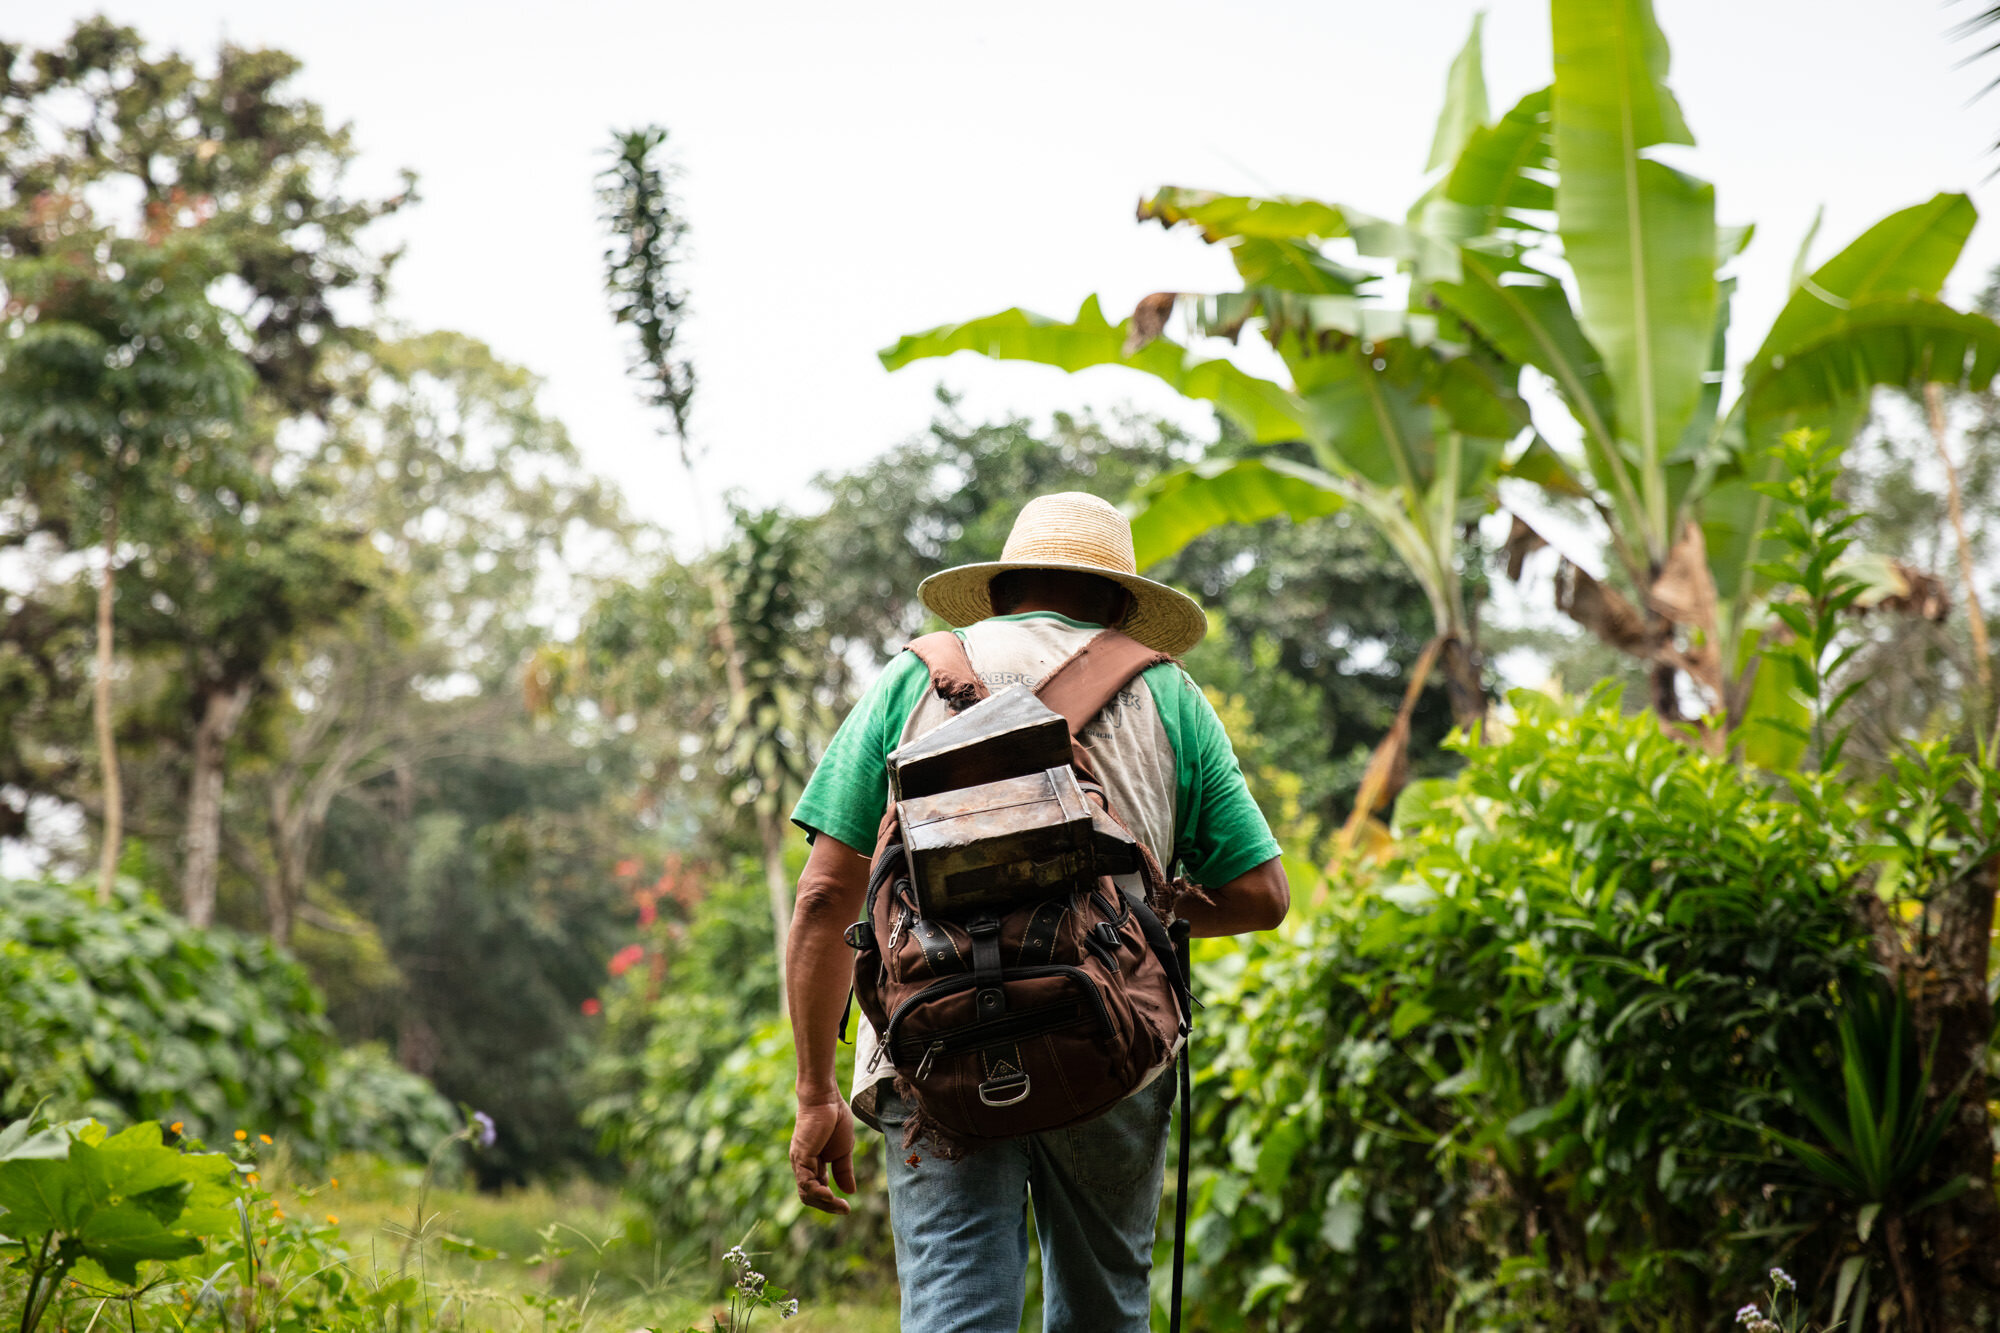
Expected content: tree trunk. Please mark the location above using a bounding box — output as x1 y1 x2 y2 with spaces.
266 785 311 948
1436 631 1488 733
758 805 791 989
93 502 122 905
1885 1212 1925 1333
1926 383 1993 708
182 679 256 929
1913 857 2000 1331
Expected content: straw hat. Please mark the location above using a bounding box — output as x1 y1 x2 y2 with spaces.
918 492 1208 655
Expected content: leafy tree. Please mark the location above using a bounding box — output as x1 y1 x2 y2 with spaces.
0 18 412 412
0 19 414 915
119 488 378 927
261 332 638 1180
0 224 253 904
234 331 627 945
717 508 835 955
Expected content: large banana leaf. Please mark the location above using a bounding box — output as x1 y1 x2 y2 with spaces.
1695 196 1982 620
1664 273 1735 525
1128 455 1352 568
878 295 1307 443
1752 193 1976 365
1552 0 1718 560
1745 296 2000 415
1143 187 1460 286
1226 237 1375 295
1426 14 1489 173
1137 189 1347 243
1424 87 1555 240
1429 250 1647 571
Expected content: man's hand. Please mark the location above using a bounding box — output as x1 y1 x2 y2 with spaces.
790 1094 857 1215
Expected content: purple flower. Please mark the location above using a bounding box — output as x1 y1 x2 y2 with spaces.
470 1110 497 1149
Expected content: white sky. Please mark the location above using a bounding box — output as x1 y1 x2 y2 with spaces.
16 0 2000 545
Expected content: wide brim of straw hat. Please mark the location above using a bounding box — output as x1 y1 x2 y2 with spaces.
919 561 1209 655
916 492 1208 656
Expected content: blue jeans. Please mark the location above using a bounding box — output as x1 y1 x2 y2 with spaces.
878 1074 1175 1333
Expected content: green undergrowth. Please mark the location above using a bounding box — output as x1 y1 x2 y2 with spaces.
0 1112 899 1333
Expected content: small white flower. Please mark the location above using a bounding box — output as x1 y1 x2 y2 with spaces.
1737 1307 1762 1326
779 1299 799 1319
1770 1266 1795 1292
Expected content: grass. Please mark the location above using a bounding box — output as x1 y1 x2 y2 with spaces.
260 1151 901 1331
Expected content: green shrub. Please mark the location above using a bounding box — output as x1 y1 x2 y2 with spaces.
323 1044 464 1162
0 879 453 1163
0 1098 885 1333
0 878 333 1138
1179 688 1872 1331
584 864 893 1294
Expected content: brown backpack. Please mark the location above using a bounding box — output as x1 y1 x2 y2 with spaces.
847 628 1191 1148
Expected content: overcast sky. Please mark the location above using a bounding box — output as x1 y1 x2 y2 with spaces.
17 1 2000 546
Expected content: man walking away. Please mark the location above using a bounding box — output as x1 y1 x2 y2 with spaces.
785 491 1290 1333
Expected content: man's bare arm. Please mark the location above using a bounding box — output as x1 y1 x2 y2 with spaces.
785 832 870 1215
1172 856 1289 937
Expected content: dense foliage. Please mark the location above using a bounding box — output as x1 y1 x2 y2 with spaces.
0 879 450 1162
1183 691 1871 1329
583 864 891 1287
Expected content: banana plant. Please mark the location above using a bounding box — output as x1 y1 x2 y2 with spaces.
1136 0 2000 740
877 20 1524 735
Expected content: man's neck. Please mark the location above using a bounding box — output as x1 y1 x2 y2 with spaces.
998 599 1108 626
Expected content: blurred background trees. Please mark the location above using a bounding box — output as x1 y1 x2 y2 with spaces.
3 3 2000 1330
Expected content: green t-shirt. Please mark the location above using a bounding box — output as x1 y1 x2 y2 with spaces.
791 613 1281 887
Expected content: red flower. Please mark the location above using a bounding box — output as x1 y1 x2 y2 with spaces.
637 899 658 927
613 859 640 879
608 944 645 977
580 997 602 1016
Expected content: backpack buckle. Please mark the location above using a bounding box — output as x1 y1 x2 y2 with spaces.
978 1069 1032 1107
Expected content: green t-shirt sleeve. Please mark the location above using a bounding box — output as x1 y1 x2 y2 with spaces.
1144 663 1283 887
791 651 933 852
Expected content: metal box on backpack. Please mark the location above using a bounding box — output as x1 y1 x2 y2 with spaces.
888 685 1074 802
888 684 1142 916
897 765 1097 916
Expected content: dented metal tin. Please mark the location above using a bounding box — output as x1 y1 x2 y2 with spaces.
889 686 1073 802
899 766 1095 916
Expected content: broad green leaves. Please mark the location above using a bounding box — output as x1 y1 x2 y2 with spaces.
0 1116 235 1287
1448 87 1552 226
1552 0 1717 559
1128 457 1351 569
1754 193 1976 365
879 296 1306 445
1426 14 1490 172
1748 297 2000 413
1136 188 1348 243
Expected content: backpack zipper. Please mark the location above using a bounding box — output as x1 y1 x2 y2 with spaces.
883 964 1112 1053
897 1000 1091 1069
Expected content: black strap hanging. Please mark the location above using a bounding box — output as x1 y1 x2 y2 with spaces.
1168 917 1193 1333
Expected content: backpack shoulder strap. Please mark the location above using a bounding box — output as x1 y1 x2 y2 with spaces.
904 630 988 714
1037 629 1181 914
1032 629 1173 741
